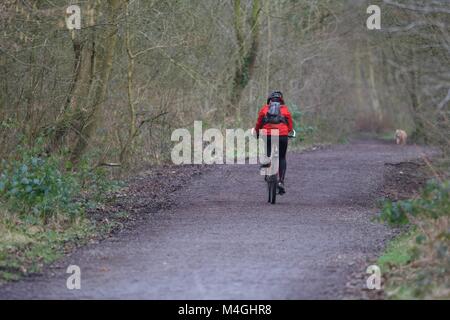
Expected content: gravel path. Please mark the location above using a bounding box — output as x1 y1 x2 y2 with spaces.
0 139 435 299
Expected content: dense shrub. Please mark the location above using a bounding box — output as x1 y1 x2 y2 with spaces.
0 144 119 222
290 106 316 142
0 153 82 220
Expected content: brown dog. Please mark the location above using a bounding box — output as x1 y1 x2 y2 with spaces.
395 129 407 145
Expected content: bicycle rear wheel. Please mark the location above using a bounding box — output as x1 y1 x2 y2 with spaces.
267 176 277 204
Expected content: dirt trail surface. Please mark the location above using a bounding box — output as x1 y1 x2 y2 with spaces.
0 140 436 299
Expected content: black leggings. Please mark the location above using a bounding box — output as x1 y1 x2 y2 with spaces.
264 135 288 183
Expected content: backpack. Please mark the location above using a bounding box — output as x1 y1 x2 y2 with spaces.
263 101 287 125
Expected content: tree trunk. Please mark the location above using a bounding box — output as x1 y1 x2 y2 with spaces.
367 44 382 124
119 0 137 164
47 4 96 153
265 0 271 95
70 0 123 162
408 48 427 143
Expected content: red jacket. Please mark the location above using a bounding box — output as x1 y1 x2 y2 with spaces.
255 104 293 136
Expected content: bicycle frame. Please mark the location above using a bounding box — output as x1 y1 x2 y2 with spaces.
258 130 296 204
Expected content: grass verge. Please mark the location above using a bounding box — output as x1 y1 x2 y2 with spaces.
0 146 121 284
378 178 449 299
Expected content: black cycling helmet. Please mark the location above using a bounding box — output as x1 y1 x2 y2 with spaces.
267 91 284 104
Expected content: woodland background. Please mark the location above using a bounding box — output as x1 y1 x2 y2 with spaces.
1 0 448 169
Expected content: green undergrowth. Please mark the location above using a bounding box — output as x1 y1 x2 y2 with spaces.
378 180 450 299
0 143 121 283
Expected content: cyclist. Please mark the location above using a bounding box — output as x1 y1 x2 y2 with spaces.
254 91 293 194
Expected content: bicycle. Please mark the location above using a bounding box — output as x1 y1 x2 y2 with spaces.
260 130 296 204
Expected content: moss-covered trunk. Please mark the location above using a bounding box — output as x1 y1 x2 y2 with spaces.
229 0 261 118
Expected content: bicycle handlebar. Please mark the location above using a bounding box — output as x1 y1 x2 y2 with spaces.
251 128 296 138
288 129 296 139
